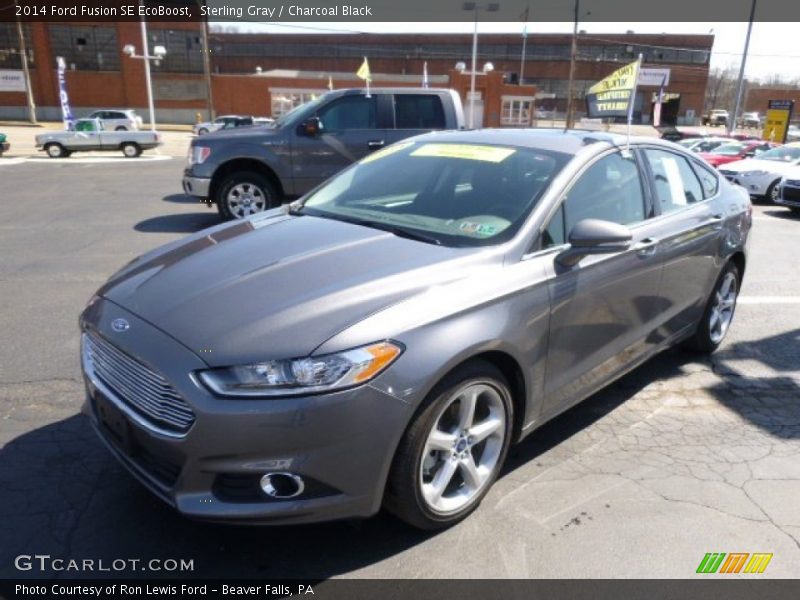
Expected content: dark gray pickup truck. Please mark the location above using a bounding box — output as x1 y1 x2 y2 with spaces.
183 88 465 220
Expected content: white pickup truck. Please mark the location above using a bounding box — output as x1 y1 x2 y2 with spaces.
35 118 162 158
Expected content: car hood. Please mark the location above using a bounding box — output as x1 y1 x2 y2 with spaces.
198 125 282 143
721 158 800 173
98 211 486 366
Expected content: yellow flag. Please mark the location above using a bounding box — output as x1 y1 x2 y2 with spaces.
356 57 371 82
588 60 639 95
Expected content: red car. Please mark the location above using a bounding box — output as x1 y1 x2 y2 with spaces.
698 140 779 168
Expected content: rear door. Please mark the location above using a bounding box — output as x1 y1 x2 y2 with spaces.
291 93 385 194
540 148 665 414
384 93 448 146
639 146 726 341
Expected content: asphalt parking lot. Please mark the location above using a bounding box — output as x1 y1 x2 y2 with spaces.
1 154 799 579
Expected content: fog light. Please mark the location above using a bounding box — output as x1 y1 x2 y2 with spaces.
260 472 304 499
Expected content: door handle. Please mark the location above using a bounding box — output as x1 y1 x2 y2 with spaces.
708 214 724 229
367 140 386 150
634 237 659 257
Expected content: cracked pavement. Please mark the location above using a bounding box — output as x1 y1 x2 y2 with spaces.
1 160 798 579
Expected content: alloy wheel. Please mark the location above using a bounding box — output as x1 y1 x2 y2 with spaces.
419 382 506 514
226 183 267 218
709 271 737 344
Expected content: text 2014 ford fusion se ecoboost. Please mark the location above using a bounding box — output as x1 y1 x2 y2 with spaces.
80 130 751 529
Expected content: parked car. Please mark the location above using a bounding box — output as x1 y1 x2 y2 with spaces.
194 115 257 136
697 140 778 168
35 118 161 158
82 129 751 529
740 112 762 128
677 136 731 153
0 132 8 156
85 109 143 131
786 125 800 142
659 127 710 142
702 109 729 127
776 172 800 214
718 142 800 202
183 88 465 220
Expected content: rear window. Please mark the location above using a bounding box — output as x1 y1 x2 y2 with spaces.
394 95 446 129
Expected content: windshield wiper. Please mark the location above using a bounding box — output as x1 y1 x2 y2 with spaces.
303 210 442 245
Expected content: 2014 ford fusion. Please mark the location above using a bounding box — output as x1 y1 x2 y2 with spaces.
80 130 751 529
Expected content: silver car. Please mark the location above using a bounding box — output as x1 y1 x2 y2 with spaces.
80 130 751 529
85 109 143 131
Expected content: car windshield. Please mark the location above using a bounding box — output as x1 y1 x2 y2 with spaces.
712 143 746 156
299 141 570 248
757 146 800 162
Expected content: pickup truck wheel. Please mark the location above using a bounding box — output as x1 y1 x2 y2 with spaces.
121 143 142 158
45 143 67 158
216 171 278 220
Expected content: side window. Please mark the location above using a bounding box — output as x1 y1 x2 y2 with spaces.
542 151 646 248
394 95 446 129
691 161 719 199
644 148 705 213
318 96 377 131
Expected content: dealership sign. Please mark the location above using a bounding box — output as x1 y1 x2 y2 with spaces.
0 70 27 93
638 68 671 87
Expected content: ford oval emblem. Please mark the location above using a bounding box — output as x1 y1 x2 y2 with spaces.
111 318 130 332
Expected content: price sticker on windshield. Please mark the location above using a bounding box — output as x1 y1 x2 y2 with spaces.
361 142 414 164
411 144 516 163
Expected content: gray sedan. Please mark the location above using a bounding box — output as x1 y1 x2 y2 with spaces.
80 130 751 529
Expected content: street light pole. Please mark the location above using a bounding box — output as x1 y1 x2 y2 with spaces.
14 0 36 124
469 5 478 128
565 0 579 129
139 2 157 131
729 0 757 135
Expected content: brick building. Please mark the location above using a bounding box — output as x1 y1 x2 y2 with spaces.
0 23 713 126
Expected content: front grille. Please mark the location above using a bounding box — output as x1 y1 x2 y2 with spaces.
84 332 195 434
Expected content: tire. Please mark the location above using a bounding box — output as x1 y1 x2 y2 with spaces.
216 171 279 220
763 180 781 204
121 143 141 158
384 360 514 530
45 143 66 158
115 126 128 131
685 261 740 354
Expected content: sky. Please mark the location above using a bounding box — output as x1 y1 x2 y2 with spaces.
220 21 800 82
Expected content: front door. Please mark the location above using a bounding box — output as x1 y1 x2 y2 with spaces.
540 149 665 414
291 94 385 195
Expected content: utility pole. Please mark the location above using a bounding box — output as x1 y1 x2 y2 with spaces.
564 0 579 129
14 0 37 124
729 0 756 135
139 2 157 131
199 0 215 120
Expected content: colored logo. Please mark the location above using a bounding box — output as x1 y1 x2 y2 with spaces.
696 553 773 574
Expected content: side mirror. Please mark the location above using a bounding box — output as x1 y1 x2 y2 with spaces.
301 117 321 137
556 218 633 267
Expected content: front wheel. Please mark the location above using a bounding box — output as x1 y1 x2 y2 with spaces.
216 171 279 220
45 143 67 158
765 180 780 204
384 361 513 530
685 262 740 354
121 143 142 158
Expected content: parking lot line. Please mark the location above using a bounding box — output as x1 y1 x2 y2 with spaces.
738 296 800 304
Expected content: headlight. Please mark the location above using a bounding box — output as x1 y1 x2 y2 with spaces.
739 170 768 177
188 145 211 165
198 341 403 398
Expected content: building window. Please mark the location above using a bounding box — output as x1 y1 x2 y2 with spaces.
501 96 534 126
0 23 34 70
270 88 326 118
148 28 203 74
49 25 120 71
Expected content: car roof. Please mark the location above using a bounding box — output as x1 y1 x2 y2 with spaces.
408 128 686 155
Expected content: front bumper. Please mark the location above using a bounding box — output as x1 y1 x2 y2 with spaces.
182 173 211 199
80 299 413 524
719 171 774 197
